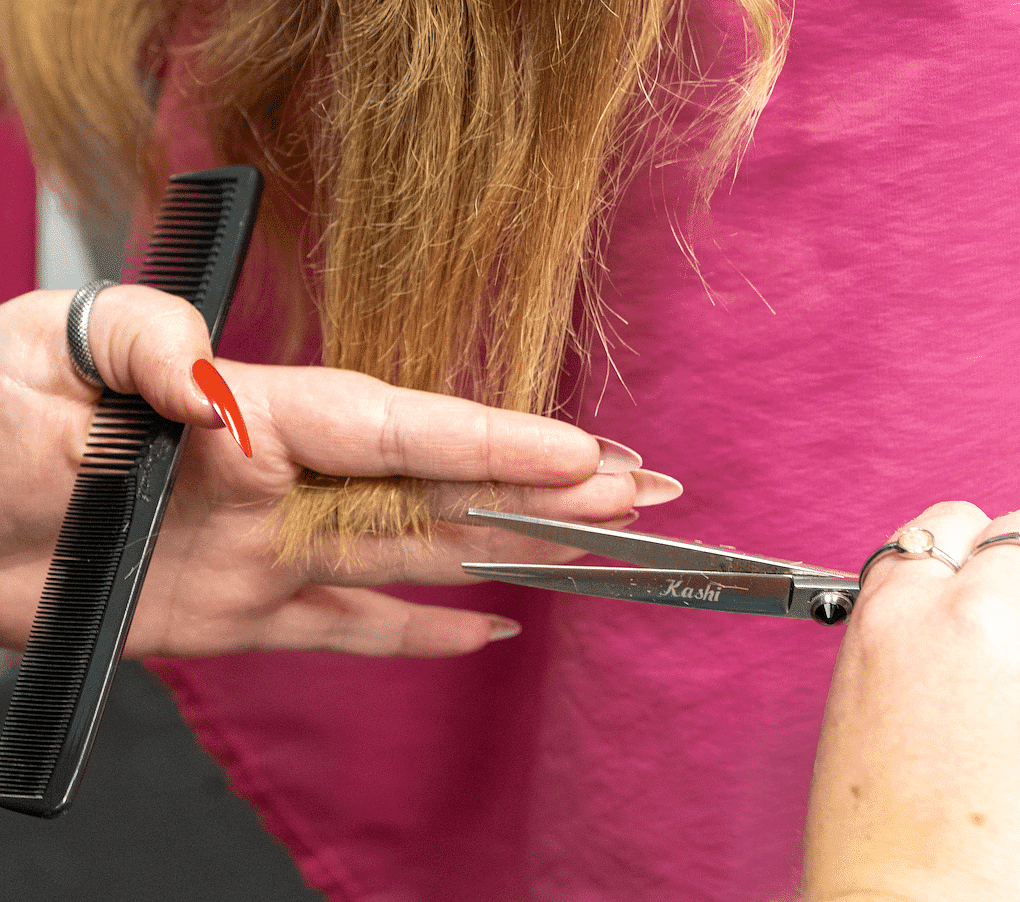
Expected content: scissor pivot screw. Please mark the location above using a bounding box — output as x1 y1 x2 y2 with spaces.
810 590 853 626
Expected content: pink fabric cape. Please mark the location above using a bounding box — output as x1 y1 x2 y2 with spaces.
0 112 35 676
0 111 35 300
131 2 1020 900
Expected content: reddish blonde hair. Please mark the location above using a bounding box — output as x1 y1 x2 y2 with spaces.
0 0 788 555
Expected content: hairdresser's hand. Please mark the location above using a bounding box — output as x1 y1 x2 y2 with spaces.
803 502 1019 902
0 288 679 658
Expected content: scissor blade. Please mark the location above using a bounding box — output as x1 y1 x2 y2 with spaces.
466 509 841 576
462 563 796 617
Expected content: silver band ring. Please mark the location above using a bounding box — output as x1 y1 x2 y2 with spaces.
859 526 961 590
67 279 117 388
965 532 1020 563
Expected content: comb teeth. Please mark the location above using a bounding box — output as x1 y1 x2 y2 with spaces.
78 394 155 473
138 181 235 300
0 472 134 797
0 166 262 816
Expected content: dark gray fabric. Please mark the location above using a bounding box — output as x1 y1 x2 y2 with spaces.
0 661 325 902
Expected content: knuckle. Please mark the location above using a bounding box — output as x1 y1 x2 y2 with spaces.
377 392 404 473
852 562 1019 671
478 406 497 480
925 499 989 527
985 509 1020 537
948 566 1020 655
98 286 208 388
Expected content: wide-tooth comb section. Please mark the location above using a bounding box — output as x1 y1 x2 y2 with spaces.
79 395 155 473
0 166 262 817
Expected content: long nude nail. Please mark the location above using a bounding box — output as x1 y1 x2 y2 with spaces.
192 359 253 458
632 469 683 506
487 615 522 643
595 437 643 474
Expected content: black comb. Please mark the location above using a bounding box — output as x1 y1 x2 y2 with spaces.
0 166 263 817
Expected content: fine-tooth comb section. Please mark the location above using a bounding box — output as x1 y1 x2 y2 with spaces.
0 166 262 817
0 473 134 798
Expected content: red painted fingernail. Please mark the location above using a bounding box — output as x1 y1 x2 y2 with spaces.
192 359 252 458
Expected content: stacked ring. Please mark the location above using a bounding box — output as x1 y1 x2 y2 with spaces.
965 532 1020 563
859 526 961 590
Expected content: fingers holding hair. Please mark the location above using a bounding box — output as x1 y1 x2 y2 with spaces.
260 365 604 486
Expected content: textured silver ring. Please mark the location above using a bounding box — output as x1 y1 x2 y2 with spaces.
859 526 961 590
965 532 1020 563
67 279 117 388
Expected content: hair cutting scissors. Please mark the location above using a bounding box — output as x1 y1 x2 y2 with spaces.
463 509 860 626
